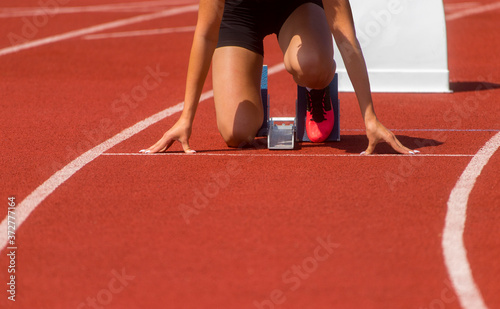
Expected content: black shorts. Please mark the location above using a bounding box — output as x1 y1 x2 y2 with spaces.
217 0 324 56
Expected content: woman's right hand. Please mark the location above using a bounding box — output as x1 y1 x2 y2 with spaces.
140 118 196 154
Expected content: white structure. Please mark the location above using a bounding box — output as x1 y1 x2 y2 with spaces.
334 0 450 92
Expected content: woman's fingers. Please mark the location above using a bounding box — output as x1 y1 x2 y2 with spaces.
140 121 195 154
362 121 420 155
385 132 413 154
140 134 173 154
180 139 196 154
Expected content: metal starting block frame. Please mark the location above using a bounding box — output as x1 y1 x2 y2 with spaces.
257 65 340 150
267 117 296 150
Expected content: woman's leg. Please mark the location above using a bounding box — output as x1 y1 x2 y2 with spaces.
212 46 264 147
278 2 337 142
278 2 336 89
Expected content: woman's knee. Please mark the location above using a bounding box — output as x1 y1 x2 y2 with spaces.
218 122 259 148
288 52 336 89
215 98 263 147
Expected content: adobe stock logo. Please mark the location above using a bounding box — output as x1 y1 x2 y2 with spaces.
7 0 74 46
76 268 135 309
254 235 339 309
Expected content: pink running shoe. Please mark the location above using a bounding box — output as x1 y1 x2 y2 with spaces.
305 87 334 142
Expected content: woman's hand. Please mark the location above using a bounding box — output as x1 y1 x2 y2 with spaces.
140 118 196 154
362 118 418 155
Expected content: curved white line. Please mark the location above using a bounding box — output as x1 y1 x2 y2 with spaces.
0 100 185 249
0 4 199 57
83 26 196 40
0 63 287 251
0 0 197 18
443 131 500 309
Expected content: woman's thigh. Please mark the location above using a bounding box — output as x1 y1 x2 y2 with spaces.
212 46 264 147
278 2 336 89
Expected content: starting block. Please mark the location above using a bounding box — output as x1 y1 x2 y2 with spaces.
257 65 340 150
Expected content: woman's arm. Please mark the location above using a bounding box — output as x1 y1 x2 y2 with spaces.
181 0 224 123
143 0 224 153
323 0 416 154
323 0 375 123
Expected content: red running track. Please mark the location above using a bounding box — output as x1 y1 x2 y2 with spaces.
1 1 499 308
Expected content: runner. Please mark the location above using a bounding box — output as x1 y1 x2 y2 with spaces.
142 0 417 154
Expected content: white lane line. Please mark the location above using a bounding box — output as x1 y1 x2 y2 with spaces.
101 153 475 158
0 102 185 250
341 129 499 132
268 62 286 75
444 2 479 13
0 4 198 57
0 63 287 251
83 26 196 40
446 1 500 21
0 0 191 17
442 131 500 309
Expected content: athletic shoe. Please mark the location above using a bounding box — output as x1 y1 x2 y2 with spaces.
305 87 334 142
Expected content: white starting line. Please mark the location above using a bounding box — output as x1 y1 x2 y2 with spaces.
101 153 476 158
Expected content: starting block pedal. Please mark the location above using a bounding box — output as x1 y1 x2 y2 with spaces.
267 117 296 150
257 65 340 150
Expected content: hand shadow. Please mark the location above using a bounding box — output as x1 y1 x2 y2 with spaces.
298 134 443 154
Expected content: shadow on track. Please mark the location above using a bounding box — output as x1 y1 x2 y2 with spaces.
299 134 443 154
450 81 500 93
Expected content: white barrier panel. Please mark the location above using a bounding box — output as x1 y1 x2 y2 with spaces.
334 0 450 93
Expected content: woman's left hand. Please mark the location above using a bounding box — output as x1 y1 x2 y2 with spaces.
362 118 418 155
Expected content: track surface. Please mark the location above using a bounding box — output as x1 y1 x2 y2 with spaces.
1 1 499 308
